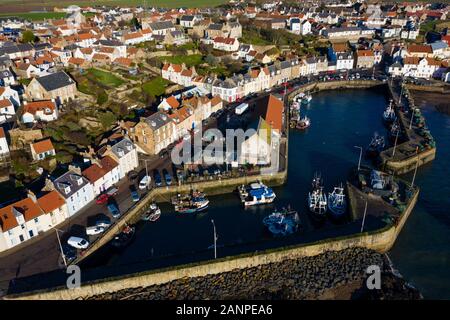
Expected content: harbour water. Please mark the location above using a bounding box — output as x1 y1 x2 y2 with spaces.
80 88 449 299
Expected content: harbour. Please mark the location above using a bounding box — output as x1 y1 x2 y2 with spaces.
5 87 449 299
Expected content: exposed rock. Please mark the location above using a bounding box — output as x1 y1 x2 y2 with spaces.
85 248 421 300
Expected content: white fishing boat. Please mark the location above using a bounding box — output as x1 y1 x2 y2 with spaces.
308 174 327 218
240 182 276 207
383 100 396 123
327 184 347 218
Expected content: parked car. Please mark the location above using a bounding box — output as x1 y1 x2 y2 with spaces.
127 170 139 181
107 203 120 219
67 236 89 250
130 185 140 202
163 169 172 186
139 175 151 190
61 244 77 263
86 225 105 236
106 186 119 197
153 170 162 187
95 218 111 229
96 193 110 205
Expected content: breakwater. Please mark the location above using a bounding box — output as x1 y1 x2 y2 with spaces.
5 185 418 300
85 248 421 300
380 80 436 175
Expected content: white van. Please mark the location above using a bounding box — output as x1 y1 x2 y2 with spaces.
139 175 151 190
67 236 89 249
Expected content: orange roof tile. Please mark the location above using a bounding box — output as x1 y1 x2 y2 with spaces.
37 191 65 213
0 99 12 108
82 163 105 183
23 100 56 115
31 139 54 154
0 198 43 232
0 127 5 139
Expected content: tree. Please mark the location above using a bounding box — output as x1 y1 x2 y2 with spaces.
130 17 141 29
205 54 218 67
21 30 36 43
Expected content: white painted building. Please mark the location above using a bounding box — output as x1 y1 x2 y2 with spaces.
107 138 139 180
53 171 95 217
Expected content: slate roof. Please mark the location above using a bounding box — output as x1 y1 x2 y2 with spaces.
36 71 74 92
53 171 90 199
149 21 174 31
111 138 135 159
145 111 172 130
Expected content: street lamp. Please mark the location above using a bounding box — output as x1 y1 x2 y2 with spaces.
211 219 217 259
54 228 67 268
354 146 363 171
361 200 368 233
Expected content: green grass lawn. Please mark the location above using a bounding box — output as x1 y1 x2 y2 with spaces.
0 0 228 11
142 76 169 97
158 54 203 67
87 68 124 87
0 12 67 20
240 29 272 46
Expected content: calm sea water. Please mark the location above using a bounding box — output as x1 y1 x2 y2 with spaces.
83 88 449 299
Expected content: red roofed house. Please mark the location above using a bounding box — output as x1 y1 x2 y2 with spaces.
161 62 197 87
213 36 240 52
0 197 52 251
21 100 58 124
158 95 181 111
356 49 375 68
30 139 55 161
0 98 15 124
82 156 120 195
36 190 69 226
407 44 433 58
239 94 283 166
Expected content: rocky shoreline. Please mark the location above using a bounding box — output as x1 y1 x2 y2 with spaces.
86 248 422 300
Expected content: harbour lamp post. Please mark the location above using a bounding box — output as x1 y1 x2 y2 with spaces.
211 219 217 259
55 228 67 268
354 146 363 171
361 200 368 233
392 127 400 157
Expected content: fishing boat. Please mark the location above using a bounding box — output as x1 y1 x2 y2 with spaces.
302 93 312 104
389 122 402 143
240 182 276 207
172 190 209 213
291 100 301 111
308 174 327 219
297 115 311 130
366 132 385 157
370 170 386 190
141 202 161 222
383 100 396 124
111 225 135 249
327 184 347 218
263 206 300 236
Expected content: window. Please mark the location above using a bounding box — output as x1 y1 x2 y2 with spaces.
34 217 39 223
29 230 34 237
7 230 13 236
19 235 24 242
21 224 25 230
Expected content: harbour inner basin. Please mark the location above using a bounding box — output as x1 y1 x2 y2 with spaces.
73 88 394 276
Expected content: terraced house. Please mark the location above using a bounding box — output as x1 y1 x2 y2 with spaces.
131 111 177 155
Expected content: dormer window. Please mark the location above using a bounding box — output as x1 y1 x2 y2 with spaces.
117 147 125 157
151 121 156 127
64 186 71 194
77 177 83 186
126 143 132 151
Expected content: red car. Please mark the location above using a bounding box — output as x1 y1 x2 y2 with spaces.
96 194 110 205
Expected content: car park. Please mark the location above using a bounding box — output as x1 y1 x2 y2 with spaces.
67 236 89 250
